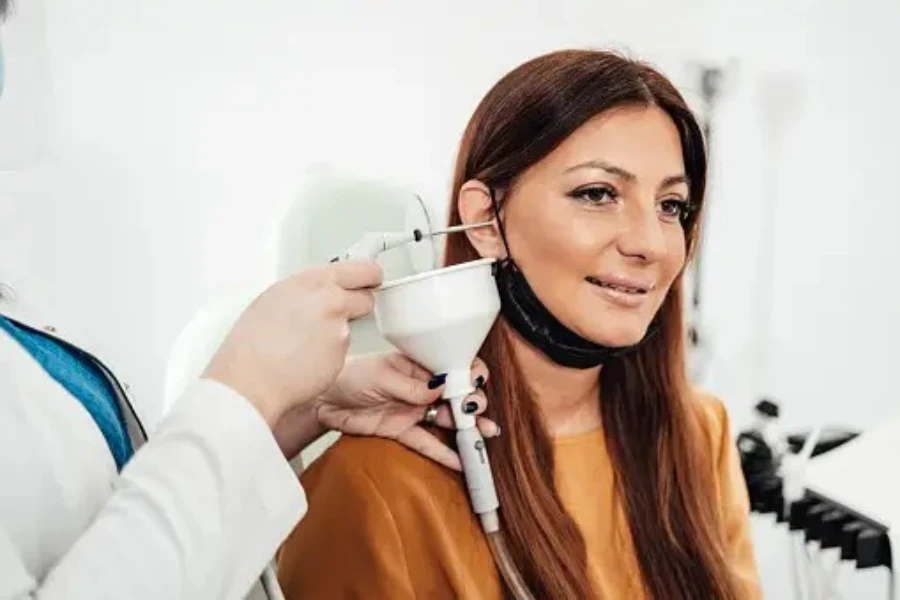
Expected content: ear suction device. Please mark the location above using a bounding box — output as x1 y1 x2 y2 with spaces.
372 256 535 600
258 218 534 600
313 219 534 599
374 258 501 511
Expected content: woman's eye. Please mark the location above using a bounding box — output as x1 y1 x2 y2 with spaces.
659 198 690 222
570 186 618 205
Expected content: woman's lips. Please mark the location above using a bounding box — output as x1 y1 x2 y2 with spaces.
585 275 654 308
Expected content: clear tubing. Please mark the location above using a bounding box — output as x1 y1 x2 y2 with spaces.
481 511 535 600
449 382 535 600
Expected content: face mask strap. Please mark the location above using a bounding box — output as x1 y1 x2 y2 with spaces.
488 187 514 271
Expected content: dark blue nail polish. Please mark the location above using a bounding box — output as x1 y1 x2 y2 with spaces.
464 401 478 414
474 375 486 389
427 373 447 390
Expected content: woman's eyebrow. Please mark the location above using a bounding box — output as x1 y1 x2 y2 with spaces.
566 159 689 189
660 174 689 189
566 159 637 183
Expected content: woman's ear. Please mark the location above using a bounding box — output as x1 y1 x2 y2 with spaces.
458 179 506 259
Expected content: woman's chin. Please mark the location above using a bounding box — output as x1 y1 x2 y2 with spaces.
580 321 651 349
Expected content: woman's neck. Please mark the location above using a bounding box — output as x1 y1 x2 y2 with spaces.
508 331 602 437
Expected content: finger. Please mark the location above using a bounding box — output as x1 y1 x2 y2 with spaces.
419 404 499 438
470 357 489 388
387 357 488 405
429 404 455 429
375 365 441 406
428 391 487 429
422 405 499 438
387 353 486 391
462 390 487 415
385 352 433 382
476 416 501 438
396 427 461 471
342 289 376 320
329 259 384 290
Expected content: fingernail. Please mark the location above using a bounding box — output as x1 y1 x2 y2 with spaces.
427 374 447 390
464 401 478 414
494 425 502 437
474 375 486 389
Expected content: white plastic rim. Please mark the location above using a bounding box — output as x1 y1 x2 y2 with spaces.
373 257 500 374
403 193 438 273
376 257 497 291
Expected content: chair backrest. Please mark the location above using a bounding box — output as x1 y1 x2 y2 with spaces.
163 293 250 415
267 165 438 355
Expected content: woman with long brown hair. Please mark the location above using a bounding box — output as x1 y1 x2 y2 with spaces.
276 49 762 599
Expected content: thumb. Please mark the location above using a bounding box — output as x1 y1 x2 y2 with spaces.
382 369 444 406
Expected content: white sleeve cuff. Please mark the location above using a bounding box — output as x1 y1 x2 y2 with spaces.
167 378 308 520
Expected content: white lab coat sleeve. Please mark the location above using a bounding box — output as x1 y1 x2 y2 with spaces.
0 379 307 600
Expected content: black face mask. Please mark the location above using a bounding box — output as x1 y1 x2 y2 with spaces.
489 189 656 369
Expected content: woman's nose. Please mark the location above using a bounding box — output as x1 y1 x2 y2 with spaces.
616 205 667 262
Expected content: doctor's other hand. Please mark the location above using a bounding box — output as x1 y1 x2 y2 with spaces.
315 352 499 471
202 259 383 427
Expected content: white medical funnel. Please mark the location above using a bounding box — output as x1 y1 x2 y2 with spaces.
373 257 500 427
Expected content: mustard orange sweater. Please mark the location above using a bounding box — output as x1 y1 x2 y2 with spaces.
277 393 762 599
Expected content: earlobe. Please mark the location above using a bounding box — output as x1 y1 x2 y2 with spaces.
457 180 505 259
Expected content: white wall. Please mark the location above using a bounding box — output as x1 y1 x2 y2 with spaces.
1 0 898 597
699 0 900 437
0 0 715 424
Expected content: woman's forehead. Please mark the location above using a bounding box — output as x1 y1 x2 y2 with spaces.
527 106 687 185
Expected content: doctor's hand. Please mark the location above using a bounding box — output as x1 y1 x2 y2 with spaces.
274 353 499 471
202 259 382 427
